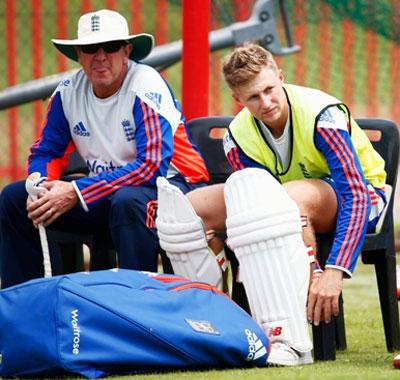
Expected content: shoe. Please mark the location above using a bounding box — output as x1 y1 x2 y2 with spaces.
267 342 313 366
397 265 400 299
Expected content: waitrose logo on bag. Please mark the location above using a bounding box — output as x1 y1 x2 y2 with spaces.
71 309 81 355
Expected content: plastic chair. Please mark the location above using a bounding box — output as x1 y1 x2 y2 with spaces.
187 116 234 184
355 119 400 352
185 116 400 360
47 152 116 273
313 118 400 358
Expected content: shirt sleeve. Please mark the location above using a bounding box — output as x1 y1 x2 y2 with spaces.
28 91 75 180
223 131 266 171
315 106 371 276
73 95 174 210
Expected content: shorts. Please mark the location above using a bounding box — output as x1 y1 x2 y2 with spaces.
322 176 386 233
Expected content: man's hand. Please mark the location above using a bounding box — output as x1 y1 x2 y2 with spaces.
26 180 78 227
307 268 344 326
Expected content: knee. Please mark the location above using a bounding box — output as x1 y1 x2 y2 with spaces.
111 187 143 208
283 182 313 214
187 184 226 231
109 187 145 223
0 181 26 218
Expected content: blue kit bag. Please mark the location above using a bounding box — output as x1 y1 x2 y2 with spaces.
0 269 269 378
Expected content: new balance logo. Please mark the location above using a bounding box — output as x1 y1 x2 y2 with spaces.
73 122 90 137
245 329 267 362
145 92 162 109
268 326 282 337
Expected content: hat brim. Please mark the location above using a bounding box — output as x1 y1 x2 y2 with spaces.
51 33 154 62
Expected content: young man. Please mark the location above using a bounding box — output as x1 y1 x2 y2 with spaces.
156 43 386 365
0 9 209 288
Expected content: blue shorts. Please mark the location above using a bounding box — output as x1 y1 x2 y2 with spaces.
322 176 386 233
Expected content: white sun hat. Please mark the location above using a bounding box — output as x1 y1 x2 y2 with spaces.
51 9 154 62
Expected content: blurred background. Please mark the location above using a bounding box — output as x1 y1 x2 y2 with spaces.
0 0 399 243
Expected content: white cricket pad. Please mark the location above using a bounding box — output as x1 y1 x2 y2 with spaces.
224 168 312 353
156 177 224 289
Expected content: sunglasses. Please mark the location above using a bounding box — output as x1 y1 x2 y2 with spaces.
80 41 126 55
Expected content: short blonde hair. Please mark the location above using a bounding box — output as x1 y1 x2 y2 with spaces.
222 43 278 89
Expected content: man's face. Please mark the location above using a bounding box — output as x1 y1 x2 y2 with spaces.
232 66 288 128
76 41 133 98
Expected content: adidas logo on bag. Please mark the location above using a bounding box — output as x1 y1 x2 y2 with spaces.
245 329 267 362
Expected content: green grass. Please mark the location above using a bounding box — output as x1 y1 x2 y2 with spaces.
59 262 399 380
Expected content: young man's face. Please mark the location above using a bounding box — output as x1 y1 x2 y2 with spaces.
232 66 288 129
76 42 132 98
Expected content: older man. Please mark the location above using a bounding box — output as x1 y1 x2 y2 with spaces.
0 9 208 288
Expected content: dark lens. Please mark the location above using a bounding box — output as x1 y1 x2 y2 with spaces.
80 41 124 55
102 41 124 53
80 44 100 54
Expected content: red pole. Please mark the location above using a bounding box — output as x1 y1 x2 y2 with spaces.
234 0 252 20
106 0 116 9
81 0 91 14
365 29 378 116
293 0 306 86
210 2 221 115
182 0 210 121
156 0 168 78
390 0 400 124
341 18 355 108
130 0 143 33
232 0 253 115
32 0 43 139
390 43 400 124
56 0 68 73
6 0 18 180
317 2 331 93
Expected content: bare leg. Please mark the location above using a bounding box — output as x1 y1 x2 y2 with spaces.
283 179 337 253
283 179 343 325
187 184 227 232
187 178 337 247
187 184 229 292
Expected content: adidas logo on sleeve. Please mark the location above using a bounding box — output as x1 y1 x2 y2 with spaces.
145 92 162 109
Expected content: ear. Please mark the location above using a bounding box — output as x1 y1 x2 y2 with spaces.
75 46 81 63
123 44 133 64
278 68 285 83
232 92 242 106
125 44 133 56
